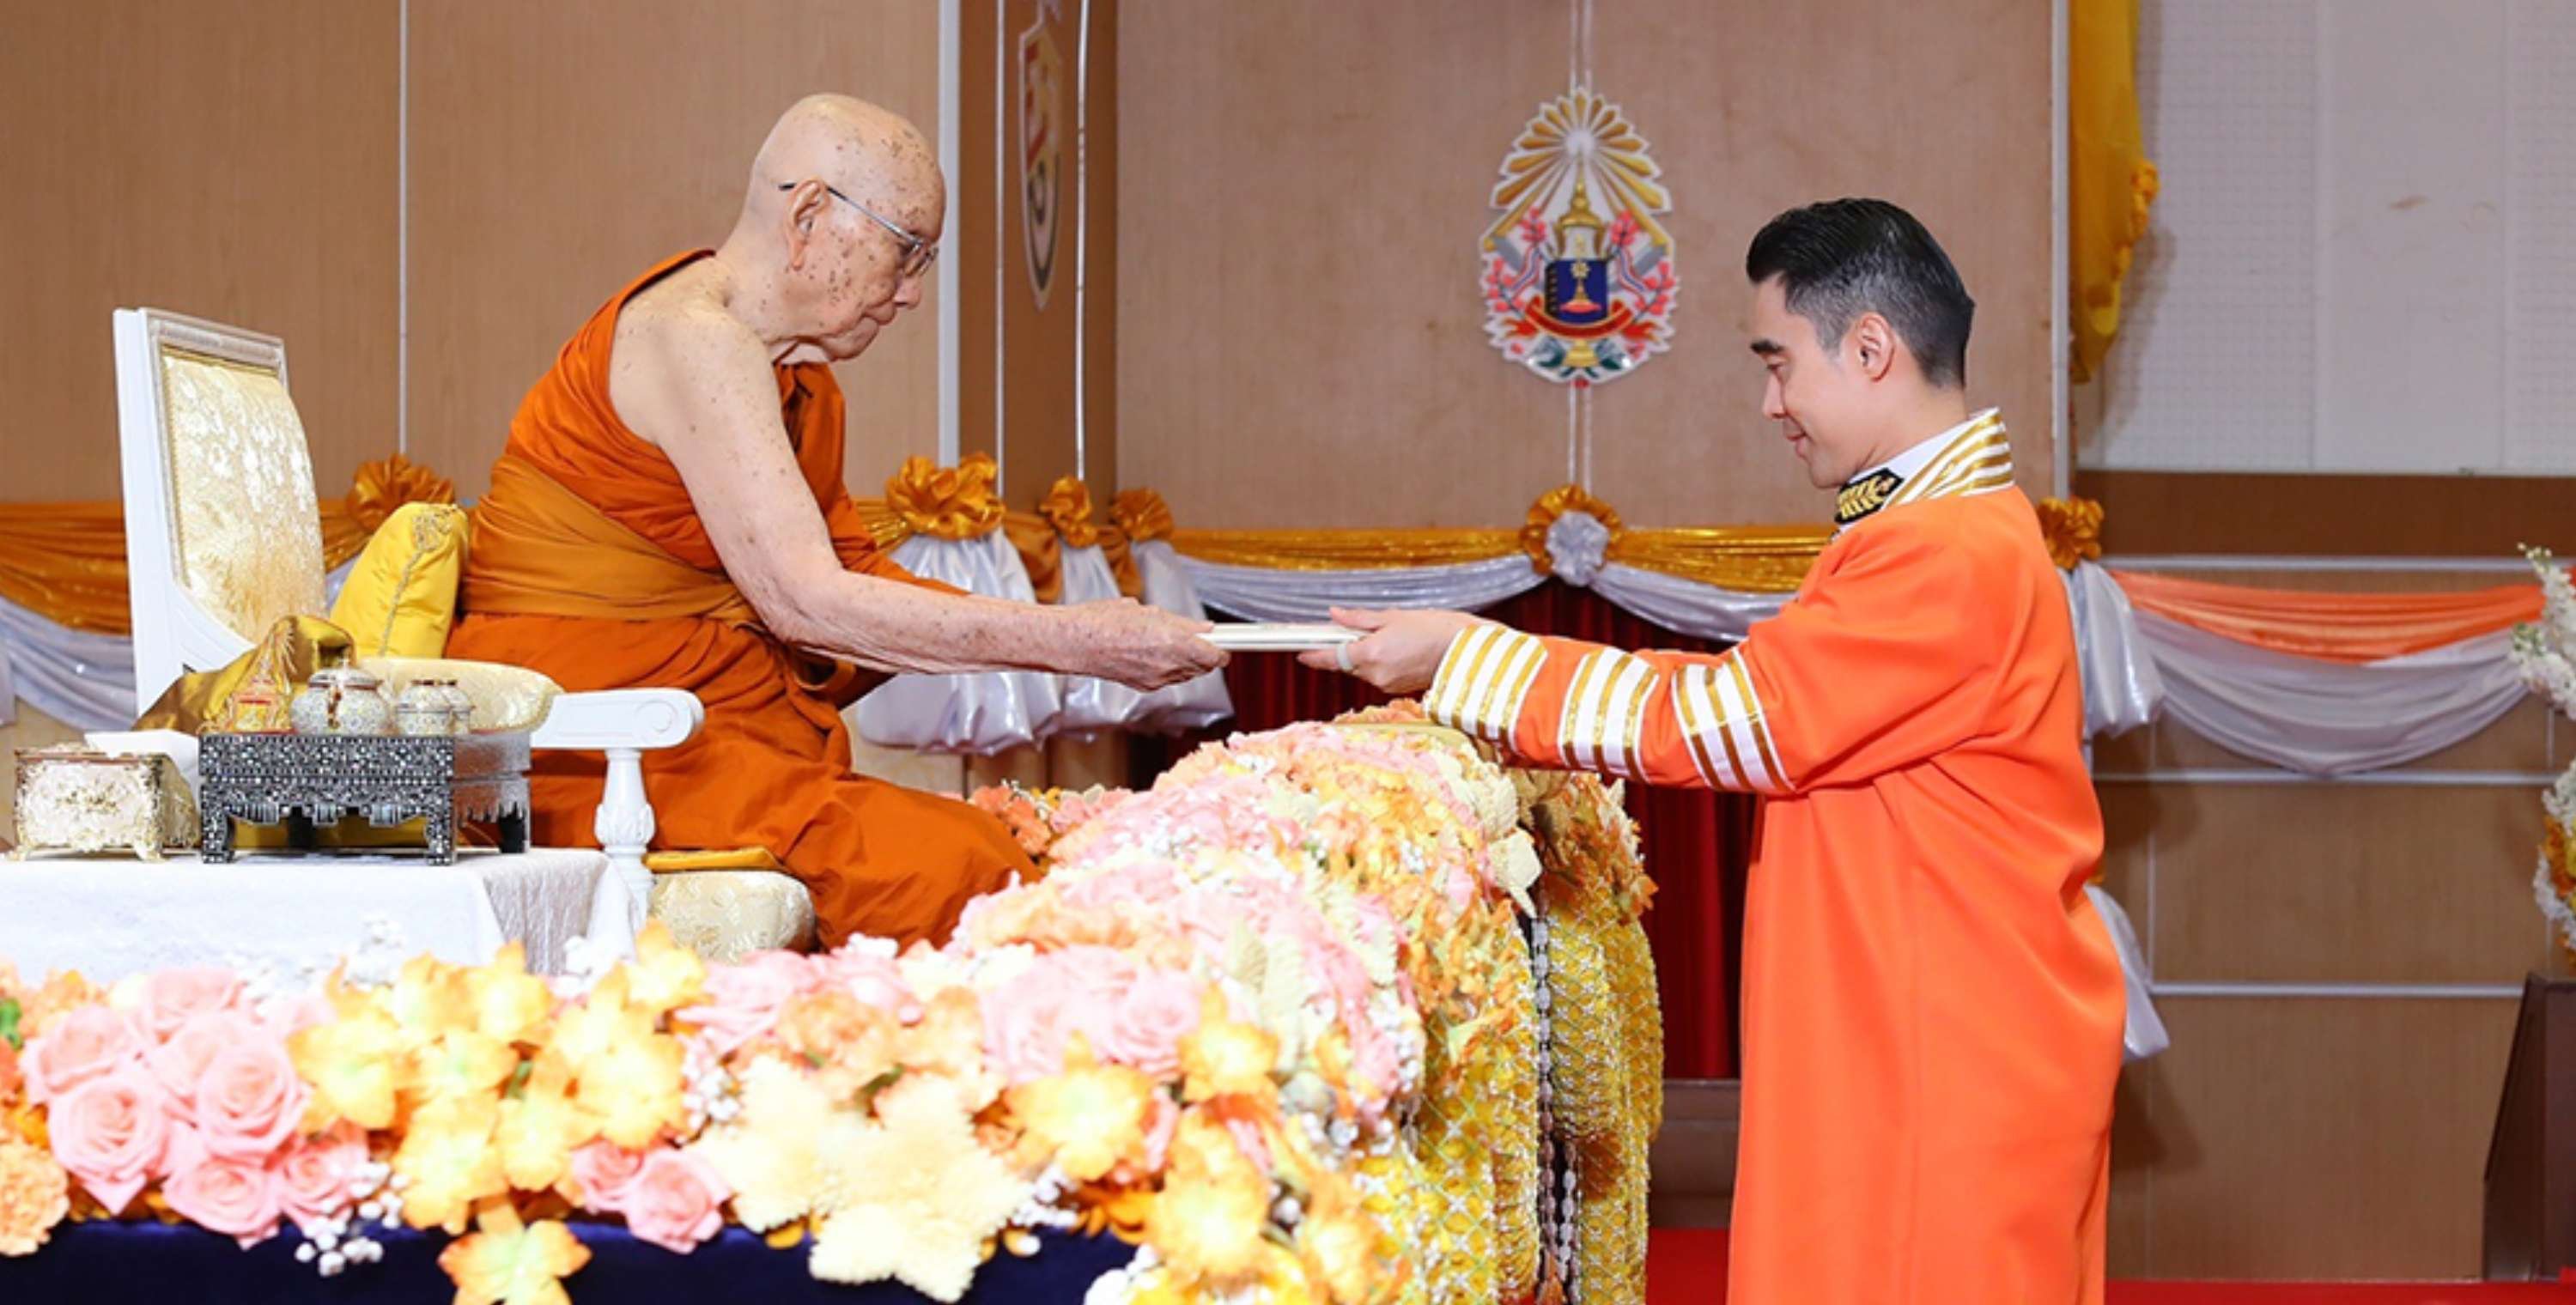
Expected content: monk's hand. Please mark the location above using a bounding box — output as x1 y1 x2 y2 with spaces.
1074 598 1227 689
1298 607 1484 696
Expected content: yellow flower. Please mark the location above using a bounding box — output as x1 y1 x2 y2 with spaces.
621 923 707 1019
1297 1181 1396 1305
465 945 556 1047
1179 993 1280 1110
396 1094 507 1234
1146 1109 1274 1291
387 955 477 1038
291 1003 412 1131
0 1137 71 1257
805 1082 1031 1303
570 1030 686 1151
495 1058 598 1193
437 1200 590 1305
1005 1036 1156 1183
545 973 644 1070
691 1058 831 1232
412 1029 519 1106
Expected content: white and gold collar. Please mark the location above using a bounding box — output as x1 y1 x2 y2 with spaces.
1832 409 2011 529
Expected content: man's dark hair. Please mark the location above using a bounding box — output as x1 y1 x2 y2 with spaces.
1743 198 1975 388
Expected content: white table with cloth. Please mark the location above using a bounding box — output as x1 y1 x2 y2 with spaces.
0 847 635 984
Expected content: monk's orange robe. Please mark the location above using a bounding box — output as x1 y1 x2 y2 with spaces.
448 252 1032 948
1426 411 2123 1304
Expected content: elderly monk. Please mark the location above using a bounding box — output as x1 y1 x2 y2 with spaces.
448 94 1224 948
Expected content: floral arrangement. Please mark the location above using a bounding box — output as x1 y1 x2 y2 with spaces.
2510 548 2576 959
0 715 1661 1305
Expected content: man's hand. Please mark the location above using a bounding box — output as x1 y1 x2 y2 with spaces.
1070 599 1227 689
1298 607 1485 695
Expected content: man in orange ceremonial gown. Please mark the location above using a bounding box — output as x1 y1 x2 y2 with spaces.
1313 200 2123 1303
449 95 1222 949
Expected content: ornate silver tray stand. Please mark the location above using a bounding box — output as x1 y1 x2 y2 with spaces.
198 733 532 865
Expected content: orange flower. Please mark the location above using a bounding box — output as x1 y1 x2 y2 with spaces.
775 992 898 1105
622 923 708 1020
1178 994 1280 1110
438 1199 590 1305
396 1094 507 1234
465 945 556 1047
290 999 411 1131
1005 1036 1157 1182
0 1137 70 1256
1145 1111 1273 1291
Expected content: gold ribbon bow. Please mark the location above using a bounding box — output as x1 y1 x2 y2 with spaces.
347 453 457 536
1040 476 1102 549
1520 484 1625 578
2034 496 2105 571
885 452 1006 540
1111 489 1175 544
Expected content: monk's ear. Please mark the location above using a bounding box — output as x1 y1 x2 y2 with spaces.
781 182 829 270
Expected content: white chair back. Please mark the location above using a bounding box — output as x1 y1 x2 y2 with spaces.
111 308 330 713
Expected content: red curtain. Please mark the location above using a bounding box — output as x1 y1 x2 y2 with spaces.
1129 584 1754 1077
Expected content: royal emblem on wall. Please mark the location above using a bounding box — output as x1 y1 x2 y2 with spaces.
1017 0 1066 307
1480 88 1678 386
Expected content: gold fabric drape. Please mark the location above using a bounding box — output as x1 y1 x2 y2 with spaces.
0 453 447 635
2070 0 2160 381
1167 483 1833 596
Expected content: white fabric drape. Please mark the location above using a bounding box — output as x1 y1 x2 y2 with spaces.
0 595 141 731
2131 607 2526 776
0 558 358 732
2064 561 2164 740
855 532 1066 755
1053 542 1146 737
1109 539 1234 735
1187 555 1546 622
1587 561 1786 644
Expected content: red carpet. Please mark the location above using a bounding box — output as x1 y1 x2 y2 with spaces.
1645 1231 2576 1303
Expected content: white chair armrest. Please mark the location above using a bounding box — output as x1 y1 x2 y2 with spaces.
528 689 702 751
529 689 703 933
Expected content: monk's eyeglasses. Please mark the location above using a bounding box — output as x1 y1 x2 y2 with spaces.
781 180 939 279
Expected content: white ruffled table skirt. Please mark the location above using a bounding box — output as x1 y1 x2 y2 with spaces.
0 847 635 984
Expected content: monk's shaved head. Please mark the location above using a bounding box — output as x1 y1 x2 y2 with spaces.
715 94 945 364
744 94 942 234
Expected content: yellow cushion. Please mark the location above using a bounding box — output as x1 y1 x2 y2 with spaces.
329 502 467 659
359 656 562 733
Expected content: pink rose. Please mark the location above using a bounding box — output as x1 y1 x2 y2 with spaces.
134 969 244 1043
21 1005 145 1105
260 993 337 1041
149 1011 263 1118
276 1124 367 1229
982 971 1076 1086
622 1149 730 1254
191 1035 308 1162
1098 971 1204 1078
47 1068 171 1214
565 1140 649 1213
812 949 921 1023
160 1129 281 1247
681 952 816 1056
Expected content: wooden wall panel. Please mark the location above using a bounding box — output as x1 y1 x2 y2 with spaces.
2118 998 2518 1279
2079 469 2575 558
2089 561 2560 1278
405 0 945 502
1116 0 2055 530
0 0 398 504
2136 783 2552 986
